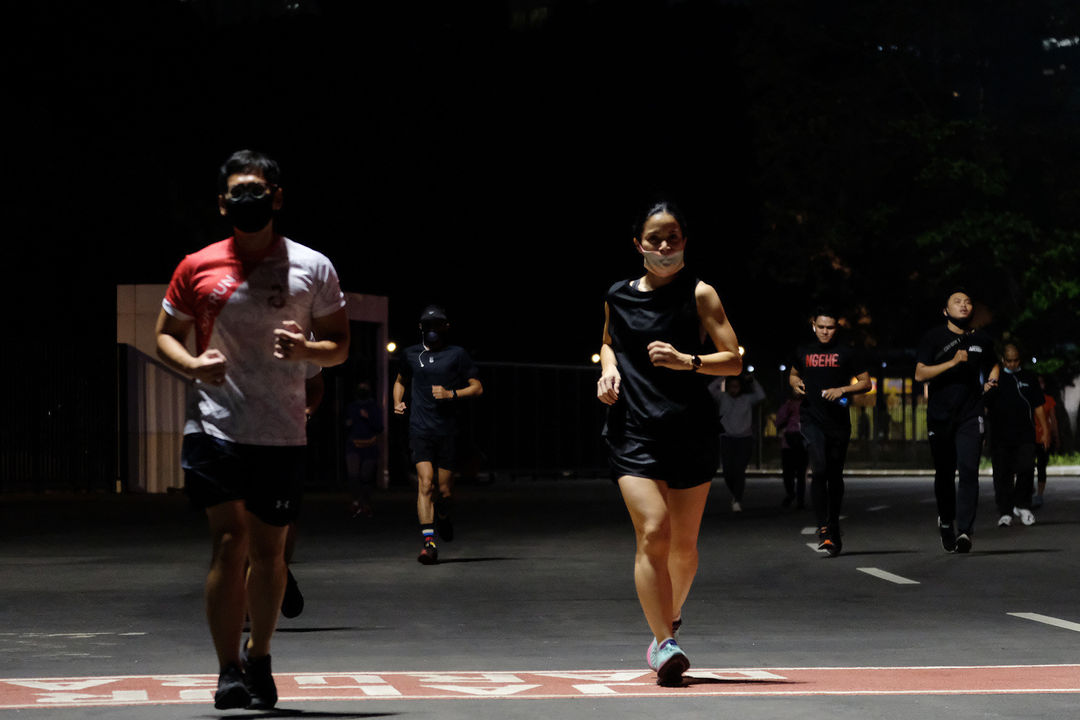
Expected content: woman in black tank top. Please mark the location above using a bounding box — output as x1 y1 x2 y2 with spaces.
596 201 742 686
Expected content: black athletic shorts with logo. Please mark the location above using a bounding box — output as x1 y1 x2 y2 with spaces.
181 433 306 527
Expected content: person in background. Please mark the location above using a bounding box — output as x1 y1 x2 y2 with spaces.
774 388 807 509
393 305 483 565
708 373 765 512
985 343 1050 527
344 381 384 519
789 309 871 556
1032 374 1059 509
915 288 997 554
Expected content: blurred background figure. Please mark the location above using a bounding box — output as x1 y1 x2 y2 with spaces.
775 388 807 509
985 343 1050 527
1032 374 1059 509
709 373 765 512
344 381 383 519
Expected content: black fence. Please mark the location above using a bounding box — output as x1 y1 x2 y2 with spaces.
3 353 1075 494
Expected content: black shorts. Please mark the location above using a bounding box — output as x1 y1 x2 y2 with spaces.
605 434 718 490
410 433 457 470
181 433 306 527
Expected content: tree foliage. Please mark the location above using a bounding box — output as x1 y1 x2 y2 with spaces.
734 0 1080 377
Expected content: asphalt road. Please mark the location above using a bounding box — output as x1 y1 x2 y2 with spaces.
2 472 1079 718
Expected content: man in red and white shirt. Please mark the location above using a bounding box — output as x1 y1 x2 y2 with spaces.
156 150 349 710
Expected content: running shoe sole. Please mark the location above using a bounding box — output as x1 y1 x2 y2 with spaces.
656 651 690 687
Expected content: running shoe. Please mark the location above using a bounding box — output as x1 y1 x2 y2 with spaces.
997 514 1013 527
647 618 684 670
213 663 250 710
1013 506 1036 526
241 649 277 710
955 533 972 553
417 540 438 565
816 526 829 549
825 525 842 556
731 499 743 513
938 519 956 553
350 499 374 519
652 638 690 687
435 513 454 542
281 568 304 619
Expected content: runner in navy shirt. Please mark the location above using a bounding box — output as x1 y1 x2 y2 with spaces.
393 306 482 564
789 309 870 556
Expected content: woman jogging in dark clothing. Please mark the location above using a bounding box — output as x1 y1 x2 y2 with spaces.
597 201 742 686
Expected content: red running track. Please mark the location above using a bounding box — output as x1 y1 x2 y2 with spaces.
2 664 1079 709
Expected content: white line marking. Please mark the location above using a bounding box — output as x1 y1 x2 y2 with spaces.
857 568 920 585
806 543 826 553
867 505 889 512
1009 613 1080 632
801 527 818 535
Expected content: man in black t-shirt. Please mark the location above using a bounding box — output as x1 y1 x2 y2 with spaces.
789 309 871 557
393 306 483 564
915 289 998 554
985 343 1050 528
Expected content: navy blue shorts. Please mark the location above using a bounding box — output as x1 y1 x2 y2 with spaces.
410 433 457 470
181 433 306 527
605 434 718 490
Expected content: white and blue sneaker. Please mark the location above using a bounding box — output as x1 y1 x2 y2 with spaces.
649 638 690 686
646 618 683 670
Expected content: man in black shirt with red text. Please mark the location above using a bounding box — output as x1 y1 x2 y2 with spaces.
789 309 870 557
915 289 998 554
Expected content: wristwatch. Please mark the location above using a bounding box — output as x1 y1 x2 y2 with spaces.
690 355 702 372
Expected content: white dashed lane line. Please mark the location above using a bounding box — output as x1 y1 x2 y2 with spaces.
857 567 920 585
1008 613 1080 633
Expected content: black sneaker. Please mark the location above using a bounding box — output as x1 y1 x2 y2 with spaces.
435 499 455 542
955 533 972 554
827 525 843 557
214 663 250 710
418 540 438 565
241 648 277 710
938 519 956 553
281 568 304 619
816 526 829 550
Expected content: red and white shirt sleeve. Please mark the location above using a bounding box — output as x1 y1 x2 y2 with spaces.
163 237 345 446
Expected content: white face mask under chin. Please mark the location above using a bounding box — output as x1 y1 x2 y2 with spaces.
639 247 685 277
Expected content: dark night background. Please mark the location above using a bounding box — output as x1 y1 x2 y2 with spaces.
4 1 1080 486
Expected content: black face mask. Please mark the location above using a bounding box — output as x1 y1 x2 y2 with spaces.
423 329 446 351
225 192 275 233
946 311 972 329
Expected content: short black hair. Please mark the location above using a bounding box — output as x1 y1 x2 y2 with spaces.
943 286 971 308
633 200 689 240
810 305 839 323
217 149 282 194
